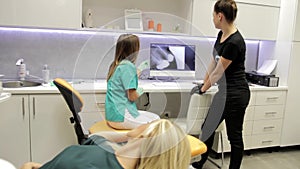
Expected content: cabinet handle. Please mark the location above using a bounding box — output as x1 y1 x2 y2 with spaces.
266 97 279 100
96 103 105 107
263 126 275 130
22 97 25 118
33 97 36 119
262 140 273 144
265 112 277 116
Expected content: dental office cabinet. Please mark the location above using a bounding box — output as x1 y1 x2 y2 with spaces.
212 88 288 153
0 93 77 168
0 0 280 40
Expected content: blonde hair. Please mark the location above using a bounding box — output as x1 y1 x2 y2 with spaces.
107 34 140 81
136 119 191 169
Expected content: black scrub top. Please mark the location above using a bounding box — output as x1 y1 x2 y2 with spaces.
40 135 124 169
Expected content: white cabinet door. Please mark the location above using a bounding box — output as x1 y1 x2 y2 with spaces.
0 0 82 29
235 3 280 40
0 95 30 168
191 0 218 37
192 0 280 40
30 94 77 164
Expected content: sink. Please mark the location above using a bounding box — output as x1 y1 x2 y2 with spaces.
2 80 42 88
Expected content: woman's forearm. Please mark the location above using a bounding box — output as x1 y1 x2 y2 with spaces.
204 59 216 84
202 57 232 92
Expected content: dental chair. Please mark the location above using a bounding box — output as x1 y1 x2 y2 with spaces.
53 78 207 162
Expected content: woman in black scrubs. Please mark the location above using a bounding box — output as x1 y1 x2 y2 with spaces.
191 0 250 169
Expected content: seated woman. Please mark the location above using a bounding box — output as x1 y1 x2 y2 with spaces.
21 119 191 169
105 34 160 129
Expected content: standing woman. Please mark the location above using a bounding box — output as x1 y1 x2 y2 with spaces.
191 0 250 169
105 34 160 130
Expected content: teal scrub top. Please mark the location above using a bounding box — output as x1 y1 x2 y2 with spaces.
105 60 139 122
40 135 124 169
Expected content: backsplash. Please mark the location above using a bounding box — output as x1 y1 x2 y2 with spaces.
0 27 259 81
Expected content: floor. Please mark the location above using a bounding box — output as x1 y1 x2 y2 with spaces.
190 146 300 169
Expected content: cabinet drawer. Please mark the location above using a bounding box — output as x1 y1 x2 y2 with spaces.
254 105 284 120
252 119 283 134
248 92 256 106
255 91 286 105
243 121 253 136
245 106 254 121
251 133 280 148
244 135 252 150
81 94 106 112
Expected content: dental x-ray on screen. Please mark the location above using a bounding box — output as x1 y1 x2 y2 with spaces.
150 43 195 78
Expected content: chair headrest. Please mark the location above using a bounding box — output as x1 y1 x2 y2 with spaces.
53 78 84 113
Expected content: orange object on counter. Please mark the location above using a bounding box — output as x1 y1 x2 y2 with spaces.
157 23 162 32
148 20 154 31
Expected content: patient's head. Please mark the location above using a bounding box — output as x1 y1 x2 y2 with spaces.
127 119 191 169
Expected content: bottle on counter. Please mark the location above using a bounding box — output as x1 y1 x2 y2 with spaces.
42 64 50 84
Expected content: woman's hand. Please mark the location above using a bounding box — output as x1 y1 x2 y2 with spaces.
20 162 42 169
127 89 140 102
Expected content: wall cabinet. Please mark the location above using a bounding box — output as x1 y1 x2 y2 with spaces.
0 0 82 29
82 0 193 34
212 89 287 153
0 94 77 168
192 0 280 40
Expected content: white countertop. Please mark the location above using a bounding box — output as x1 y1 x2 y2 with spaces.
2 79 288 94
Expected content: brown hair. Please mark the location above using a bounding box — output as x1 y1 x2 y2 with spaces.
214 0 238 23
107 34 140 80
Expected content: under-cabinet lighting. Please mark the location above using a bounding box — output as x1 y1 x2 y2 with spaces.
0 26 96 35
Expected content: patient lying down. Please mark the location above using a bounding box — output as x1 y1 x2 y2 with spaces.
21 119 191 169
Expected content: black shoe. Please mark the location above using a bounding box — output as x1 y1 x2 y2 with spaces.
192 161 203 169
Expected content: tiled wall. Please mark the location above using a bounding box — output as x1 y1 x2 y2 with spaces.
0 27 259 81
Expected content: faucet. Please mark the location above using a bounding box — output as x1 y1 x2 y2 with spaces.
16 58 26 81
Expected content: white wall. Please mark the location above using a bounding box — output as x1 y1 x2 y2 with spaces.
273 0 298 86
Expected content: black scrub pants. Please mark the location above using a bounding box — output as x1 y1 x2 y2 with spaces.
193 88 250 169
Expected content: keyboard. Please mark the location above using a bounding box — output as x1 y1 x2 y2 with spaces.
148 76 179 81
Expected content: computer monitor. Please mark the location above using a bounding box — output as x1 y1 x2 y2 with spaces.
149 43 195 78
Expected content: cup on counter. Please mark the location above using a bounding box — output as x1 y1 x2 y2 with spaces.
148 20 154 31
157 23 162 32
